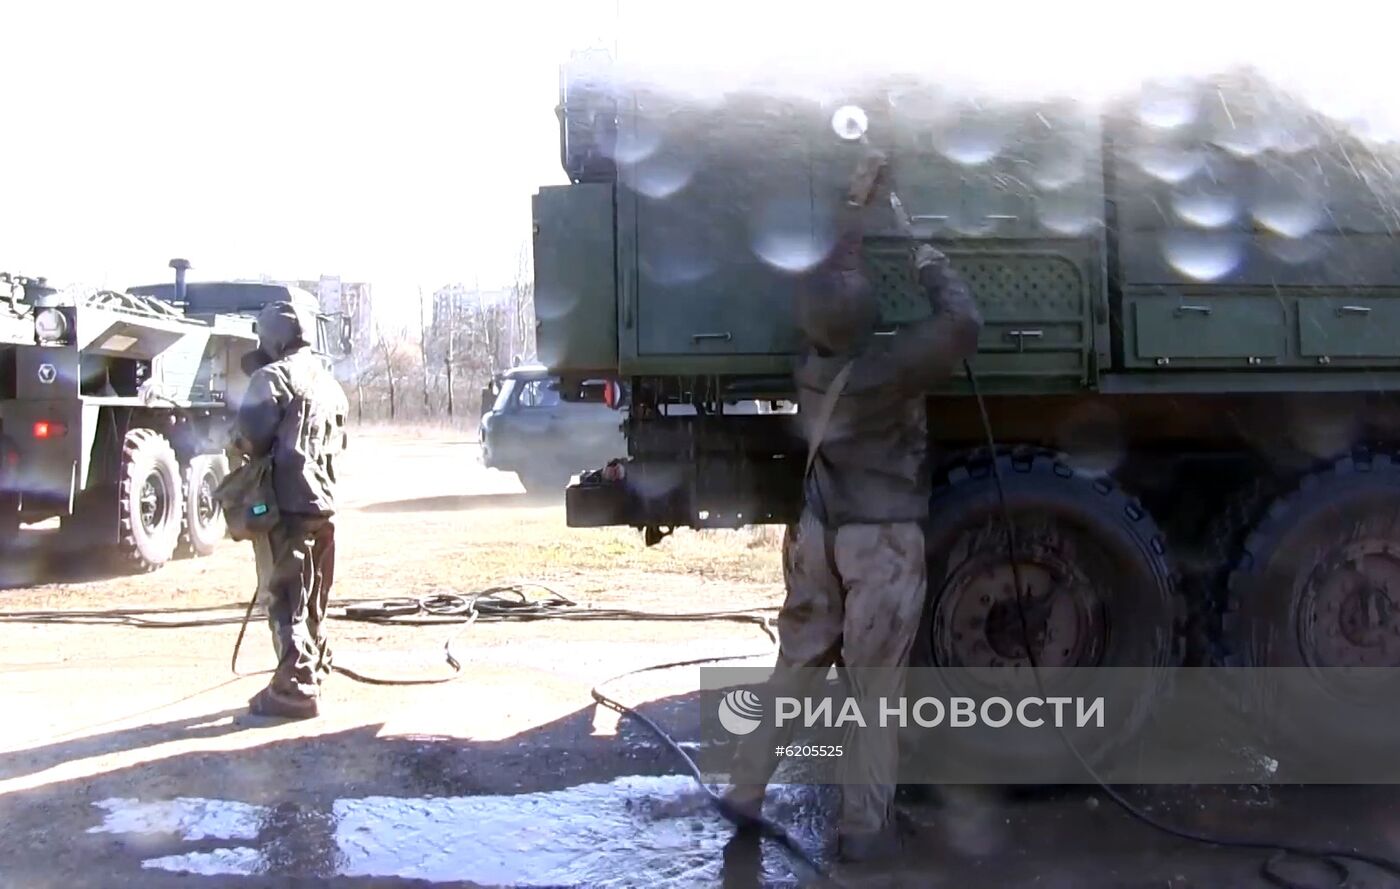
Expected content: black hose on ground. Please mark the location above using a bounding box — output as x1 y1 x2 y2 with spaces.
0 584 779 687
962 358 1400 889
590 652 845 888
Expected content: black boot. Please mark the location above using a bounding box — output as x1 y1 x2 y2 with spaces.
248 685 319 720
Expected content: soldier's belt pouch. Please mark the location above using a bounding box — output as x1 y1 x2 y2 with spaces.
214 455 281 541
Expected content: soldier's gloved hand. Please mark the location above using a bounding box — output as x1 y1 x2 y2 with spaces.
847 148 889 208
913 244 948 269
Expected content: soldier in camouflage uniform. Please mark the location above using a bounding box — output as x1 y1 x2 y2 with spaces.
724 149 982 862
235 301 349 720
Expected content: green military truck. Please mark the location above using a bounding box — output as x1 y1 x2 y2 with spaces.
532 58 1400 750
0 260 351 572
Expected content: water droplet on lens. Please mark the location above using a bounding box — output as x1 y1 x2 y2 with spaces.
1137 83 1199 130
622 153 696 199
612 116 664 164
1163 231 1246 281
1252 198 1325 239
1135 144 1205 184
1036 193 1101 236
1214 129 1271 159
750 199 835 273
1249 162 1327 239
639 238 716 286
932 109 1013 167
1029 142 1091 191
1172 187 1239 228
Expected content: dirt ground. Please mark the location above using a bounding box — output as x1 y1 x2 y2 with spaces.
3 432 1400 888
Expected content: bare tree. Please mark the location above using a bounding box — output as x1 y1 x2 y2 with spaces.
445 293 456 418
509 244 537 364
374 333 414 421
417 285 431 415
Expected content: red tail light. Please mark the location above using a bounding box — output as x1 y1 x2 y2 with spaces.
33 421 66 439
603 380 622 410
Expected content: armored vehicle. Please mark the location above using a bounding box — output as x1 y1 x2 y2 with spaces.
533 58 1400 754
0 260 351 571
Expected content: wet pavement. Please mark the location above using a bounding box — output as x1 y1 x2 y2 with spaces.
7 693 1400 889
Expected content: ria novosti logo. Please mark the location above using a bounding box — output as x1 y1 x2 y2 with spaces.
717 689 764 736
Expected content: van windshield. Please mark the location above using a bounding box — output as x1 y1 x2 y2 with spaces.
491 378 517 413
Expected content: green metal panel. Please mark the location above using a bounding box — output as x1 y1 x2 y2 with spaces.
1110 93 1400 290
1100 370 1400 394
1130 294 1286 363
621 91 835 360
533 184 617 374
608 88 1106 387
1298 296 1400 359
873 242 1099 384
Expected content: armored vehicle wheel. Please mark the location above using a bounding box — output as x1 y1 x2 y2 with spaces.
118 429 182 572
1222 450 1400 760
179 453 228 557
908 450 1181 780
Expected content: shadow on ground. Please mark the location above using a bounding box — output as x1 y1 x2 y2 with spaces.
356 492 557 514
0 530 152 590
5 681 1400 889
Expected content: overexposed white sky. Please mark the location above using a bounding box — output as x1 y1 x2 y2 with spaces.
3 0 1398 320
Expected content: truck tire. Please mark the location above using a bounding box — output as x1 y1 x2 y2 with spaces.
1222 449 1400 763
118 429 182 572
179 453 228 558
907 449 1181 781
1188 476 1278 666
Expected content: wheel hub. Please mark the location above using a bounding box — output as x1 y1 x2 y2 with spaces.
196 471 218 526
939 547 1106 669
1301 540 1400 669
140 473 169 534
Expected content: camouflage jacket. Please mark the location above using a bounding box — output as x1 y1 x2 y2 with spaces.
796 246 982 526
235 346 349 517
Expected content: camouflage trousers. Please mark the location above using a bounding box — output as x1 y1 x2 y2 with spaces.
729 507 926 835
255 515 337 701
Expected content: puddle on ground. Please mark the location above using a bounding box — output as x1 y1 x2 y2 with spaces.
143 847 264 877
89 776 825 887
90 797 265 841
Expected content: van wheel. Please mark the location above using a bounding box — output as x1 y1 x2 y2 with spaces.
179 453 228 557
119 429 182 571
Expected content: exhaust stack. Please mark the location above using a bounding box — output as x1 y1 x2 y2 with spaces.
169 258 190 304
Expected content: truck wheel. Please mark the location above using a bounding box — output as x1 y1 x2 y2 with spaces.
179 453 228 557
1189 476 1278 666
118 429 182 572
1222 449 1400 763
907 449 1181 781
